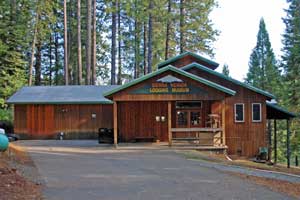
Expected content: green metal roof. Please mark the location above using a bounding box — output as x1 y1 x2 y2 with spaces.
266 102 297 119
6 86 118 104
104 65 236 97
181 62 275 99
157 51 219 69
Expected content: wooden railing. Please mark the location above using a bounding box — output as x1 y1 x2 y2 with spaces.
170 127 223 146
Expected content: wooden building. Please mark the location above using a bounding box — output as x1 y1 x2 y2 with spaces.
7 52 296 157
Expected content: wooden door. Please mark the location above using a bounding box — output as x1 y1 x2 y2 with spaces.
118 101 168 142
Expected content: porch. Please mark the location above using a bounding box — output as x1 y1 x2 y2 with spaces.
113 100 227 149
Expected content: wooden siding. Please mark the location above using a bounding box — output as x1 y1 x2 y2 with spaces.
14 105 27 134
118 101 168 142
112 71 228 101
14 104 113 139
187 68 268 157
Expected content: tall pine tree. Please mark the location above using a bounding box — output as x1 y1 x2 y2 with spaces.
282 0 300 108
245 18 281 96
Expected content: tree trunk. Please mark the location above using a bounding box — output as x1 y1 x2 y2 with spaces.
147 1 153 74
179 0 184 53
117 0 122 85
111 0 117 85
54 32 59 85
86 0 92 85
49 35 52 85
77 0 82 85
91 0 97 85
143 21 147 75
28 13 39 86
64 0 69 85
34 41 42 86
134 15 140 78
165 0 171 60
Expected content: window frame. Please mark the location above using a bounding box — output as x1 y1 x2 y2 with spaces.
234 103 245 123
252 103 262 122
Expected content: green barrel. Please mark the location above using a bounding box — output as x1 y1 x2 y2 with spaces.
0 134 9 152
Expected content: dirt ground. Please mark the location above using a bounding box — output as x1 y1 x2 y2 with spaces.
231 172 300 199
195 151 300 175
0 144 42 200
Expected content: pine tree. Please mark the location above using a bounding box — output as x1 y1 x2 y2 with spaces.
111 0 117 84
282 0 300 108
64 0 69 85
77 0 83 85
281 0 300 162
222 64 230 77
245 18 281 95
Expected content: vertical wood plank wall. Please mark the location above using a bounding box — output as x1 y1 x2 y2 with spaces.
14 104 113 139
117 101 168 142
187 68 268 157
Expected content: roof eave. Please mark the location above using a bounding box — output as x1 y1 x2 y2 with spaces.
157 51 219 69
266 102 297 118
182 62 275 99
104 65 236 97
6 101 113 105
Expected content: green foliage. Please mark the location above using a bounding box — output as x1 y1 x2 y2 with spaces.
0 109 13 122
245 18 282 97
0 0 30 107
281 0 300 164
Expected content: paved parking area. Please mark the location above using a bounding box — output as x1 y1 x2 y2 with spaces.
18 140 293 200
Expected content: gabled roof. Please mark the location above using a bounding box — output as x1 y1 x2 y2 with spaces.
181 62 275 99
6 85 119 104
157 51 219 69
266 102 297 119
104 65 236 97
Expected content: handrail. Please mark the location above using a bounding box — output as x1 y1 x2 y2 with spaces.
171 127 222 133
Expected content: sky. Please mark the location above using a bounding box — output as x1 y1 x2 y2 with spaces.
210 0 288 81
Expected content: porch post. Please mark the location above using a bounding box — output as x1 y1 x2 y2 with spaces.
274 119 277 164
168 101 172 146
113 101 118 147
267 120 272 162
222 99 226 145
287 119 291 168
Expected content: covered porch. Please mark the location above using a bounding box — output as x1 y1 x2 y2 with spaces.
266 102 297 168
112 99 227 150
168 100 226 147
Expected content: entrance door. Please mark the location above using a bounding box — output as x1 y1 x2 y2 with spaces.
175 101 202 128
176 110 202 128
175 101 202 138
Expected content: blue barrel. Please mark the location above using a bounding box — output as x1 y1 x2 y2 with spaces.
0 134 9 152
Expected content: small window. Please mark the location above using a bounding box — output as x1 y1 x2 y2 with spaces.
235 103 244 122
252 103 262 122
176 101 202 109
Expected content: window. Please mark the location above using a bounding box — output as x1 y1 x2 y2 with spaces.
176 101 202 109
190 111 201 126
234 103 244 122
252 103 262 122
176 111 188 126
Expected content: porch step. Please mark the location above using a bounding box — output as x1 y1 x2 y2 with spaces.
172 137 200 141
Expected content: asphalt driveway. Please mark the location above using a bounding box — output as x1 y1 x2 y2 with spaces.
18 140 293 200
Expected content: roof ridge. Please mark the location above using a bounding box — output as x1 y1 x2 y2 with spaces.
157 51 219 68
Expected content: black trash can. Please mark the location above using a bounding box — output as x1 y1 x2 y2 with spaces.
98 128 107 144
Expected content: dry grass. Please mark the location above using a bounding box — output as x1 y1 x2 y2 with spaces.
231 172 300 199
0 144 42 200
188 150 300 176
